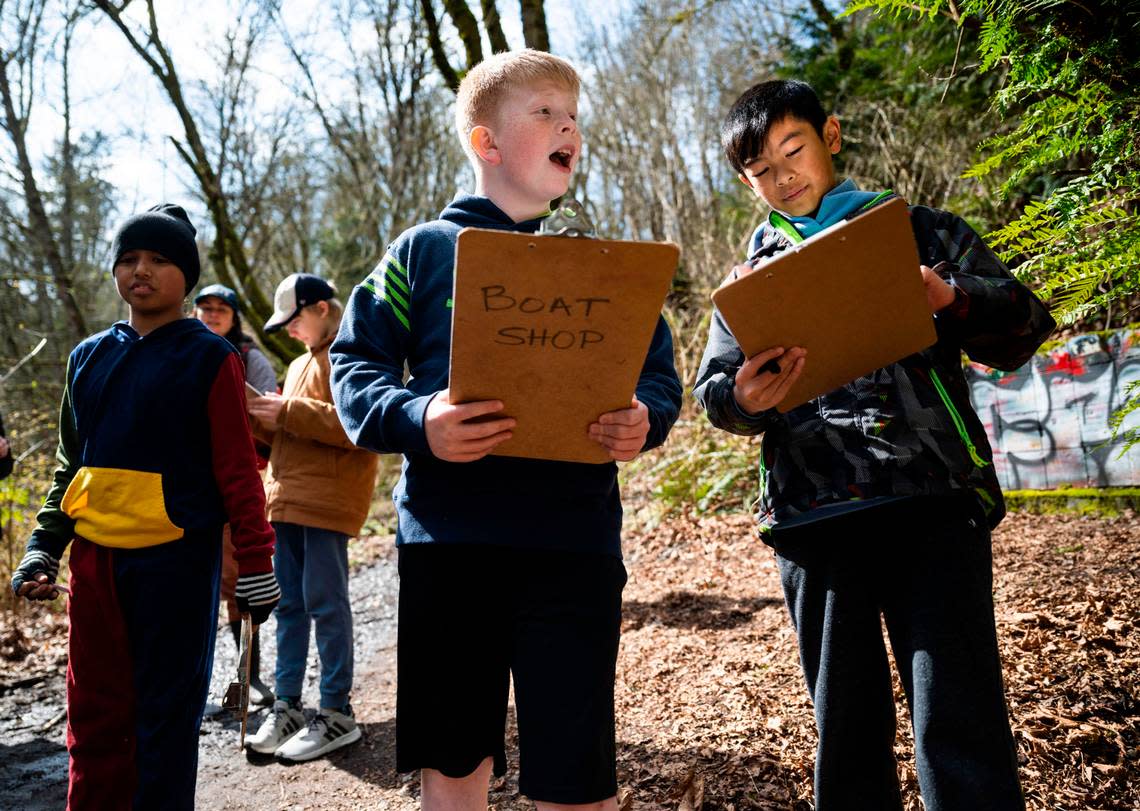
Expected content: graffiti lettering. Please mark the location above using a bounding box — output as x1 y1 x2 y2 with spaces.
967 328 1140 489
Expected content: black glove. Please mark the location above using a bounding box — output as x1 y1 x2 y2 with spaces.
234 570 280 625
11 549 61 599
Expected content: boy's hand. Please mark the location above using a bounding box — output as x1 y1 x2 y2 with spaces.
921 265 956 313
235 571 280 625
425 389 516 463
589 397 650 462
0 436 9 458
733 347 807 415
12 549 62 601
247 392 287 429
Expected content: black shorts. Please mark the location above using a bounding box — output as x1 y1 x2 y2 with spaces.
396 542 627 804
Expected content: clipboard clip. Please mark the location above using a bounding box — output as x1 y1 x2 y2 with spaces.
539 198 596 239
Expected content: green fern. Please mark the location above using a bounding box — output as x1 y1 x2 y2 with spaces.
835 0 1139 465
842 0 943 20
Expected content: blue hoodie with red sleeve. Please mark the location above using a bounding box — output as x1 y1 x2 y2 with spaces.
27 317 274 574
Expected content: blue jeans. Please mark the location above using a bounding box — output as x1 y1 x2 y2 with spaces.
772 496 1024 811
272 522 353 708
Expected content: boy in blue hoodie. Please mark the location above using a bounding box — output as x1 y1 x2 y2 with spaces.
694 80 1055 810
330 50 681 809
11 204 280 810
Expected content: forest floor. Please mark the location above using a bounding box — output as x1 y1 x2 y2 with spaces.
1 509 1137 810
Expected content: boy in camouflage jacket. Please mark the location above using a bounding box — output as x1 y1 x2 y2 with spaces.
694 80 1054 810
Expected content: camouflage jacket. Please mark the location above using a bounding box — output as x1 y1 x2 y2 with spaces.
693 202 1056 532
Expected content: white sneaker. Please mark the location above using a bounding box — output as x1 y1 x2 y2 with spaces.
244 699 306 754
274 706 360 762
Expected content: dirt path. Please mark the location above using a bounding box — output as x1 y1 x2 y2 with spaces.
2 510 1137 809
0 540 408 811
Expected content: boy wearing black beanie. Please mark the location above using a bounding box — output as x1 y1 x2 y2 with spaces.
11 204 281 809
110 202 202 293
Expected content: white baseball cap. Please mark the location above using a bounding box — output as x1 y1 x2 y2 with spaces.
264 274 335 333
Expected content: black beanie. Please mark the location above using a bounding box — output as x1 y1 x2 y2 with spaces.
111 203 201 293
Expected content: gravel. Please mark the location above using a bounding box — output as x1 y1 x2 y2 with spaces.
0 546 399 809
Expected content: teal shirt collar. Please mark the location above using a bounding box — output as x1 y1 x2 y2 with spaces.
768 178 887 241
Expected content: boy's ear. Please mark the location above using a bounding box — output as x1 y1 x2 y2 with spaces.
823 115 842 155
469 125 501 165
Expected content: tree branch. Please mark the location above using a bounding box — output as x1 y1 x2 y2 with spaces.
0 51 86 340
480 0 509 52
519 0 549 52
419 0 461 91
93 0 297 361
441 0 484 68
806 0 853 70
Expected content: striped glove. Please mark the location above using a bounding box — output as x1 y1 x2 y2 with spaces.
11 549 61 599
234 570 280 625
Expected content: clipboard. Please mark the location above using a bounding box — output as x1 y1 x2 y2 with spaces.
711 197 936 412
449 228 679 464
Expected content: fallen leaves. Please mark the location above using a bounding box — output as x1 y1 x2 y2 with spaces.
1 509 1135 809
612 508 1139 809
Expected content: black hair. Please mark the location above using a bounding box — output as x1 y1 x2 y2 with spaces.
223 310 249 351
721 79 829 174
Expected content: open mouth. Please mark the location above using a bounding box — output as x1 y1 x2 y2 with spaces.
549 148 573 169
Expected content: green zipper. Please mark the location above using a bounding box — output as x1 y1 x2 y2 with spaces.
860 190 894 210
769 211 803 244
929 369 989 468
758 443 768 500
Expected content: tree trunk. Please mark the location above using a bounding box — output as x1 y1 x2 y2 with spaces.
421 0 461 91
0 58 87 342
519 0 549 52
427 0 550 93
480 0 510 52
442 0 484 67
807 0 852 70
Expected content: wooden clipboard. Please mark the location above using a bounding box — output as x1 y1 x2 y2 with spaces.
711 197 936 412
449 228 679 463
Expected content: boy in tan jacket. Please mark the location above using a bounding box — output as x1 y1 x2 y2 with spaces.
245 273 380 761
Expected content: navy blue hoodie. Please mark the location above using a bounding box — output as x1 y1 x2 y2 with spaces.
27 318 275 571
330 194 682 557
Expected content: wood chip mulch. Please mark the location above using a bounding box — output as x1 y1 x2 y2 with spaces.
610 509 1139 810
2 510 1136 809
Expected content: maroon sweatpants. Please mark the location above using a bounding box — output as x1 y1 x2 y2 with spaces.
65 533 220 810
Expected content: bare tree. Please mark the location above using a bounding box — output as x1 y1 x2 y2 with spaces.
0 1 120 496
577 2 787 384
421 0 549 91
0 0 88 342
277 0 465 285
91 0 300 360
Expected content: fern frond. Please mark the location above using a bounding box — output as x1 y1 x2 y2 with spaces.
841 0 944 20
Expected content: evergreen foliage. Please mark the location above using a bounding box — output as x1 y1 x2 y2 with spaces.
848 0 1140 445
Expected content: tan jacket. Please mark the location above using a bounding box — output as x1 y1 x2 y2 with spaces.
256 336 379 536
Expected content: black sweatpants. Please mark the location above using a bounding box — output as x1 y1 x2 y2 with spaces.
771 496 1024 811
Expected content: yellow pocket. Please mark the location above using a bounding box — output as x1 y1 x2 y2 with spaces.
61 467 184 549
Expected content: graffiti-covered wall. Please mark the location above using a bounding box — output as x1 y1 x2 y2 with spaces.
966 328 1140 490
